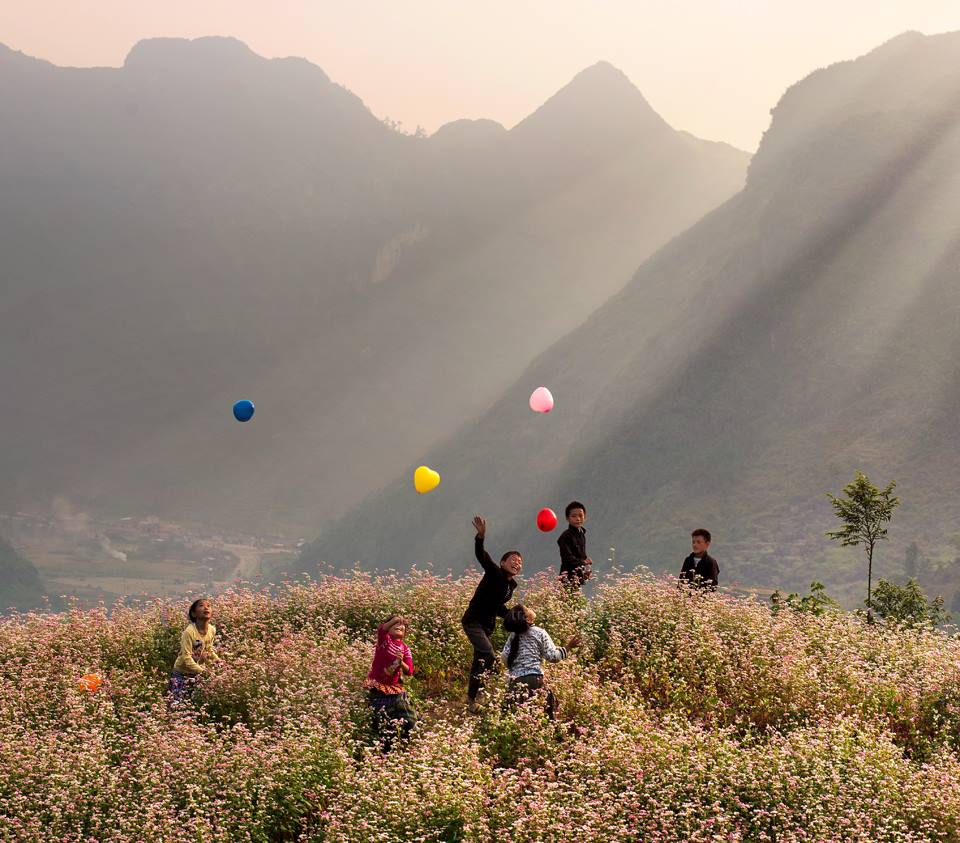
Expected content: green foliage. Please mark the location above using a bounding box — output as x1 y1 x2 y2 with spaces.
826 471 901 614
826 471 900 550
473 681 564 769
771 581 841 616
260 733 342 841
870 578 948 628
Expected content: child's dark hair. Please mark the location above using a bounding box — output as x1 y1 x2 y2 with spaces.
188 598 209 623
503 605 531 667
500 550 522 564
565 501 587 518
691 528 712 543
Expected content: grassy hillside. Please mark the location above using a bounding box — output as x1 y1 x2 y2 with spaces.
4 571 960 840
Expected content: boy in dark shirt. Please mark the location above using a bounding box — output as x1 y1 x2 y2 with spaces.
678 528 719 591
557 500 592 589
462 515 521 713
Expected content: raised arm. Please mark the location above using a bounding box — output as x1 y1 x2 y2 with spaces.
537 628 568 663
377 620 409 677
380 617 405 639
472 515 498 574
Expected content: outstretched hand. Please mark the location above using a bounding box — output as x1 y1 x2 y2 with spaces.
472 516 487 539
566 635 583 650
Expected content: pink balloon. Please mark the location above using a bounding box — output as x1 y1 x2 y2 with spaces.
537 507 558 532
529 386 554 413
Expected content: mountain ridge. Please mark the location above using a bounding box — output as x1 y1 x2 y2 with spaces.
303 29 960 607
0 36 749 541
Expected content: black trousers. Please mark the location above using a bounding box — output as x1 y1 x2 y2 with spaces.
509 673 557 719
462 619 496 701
368 690 417 752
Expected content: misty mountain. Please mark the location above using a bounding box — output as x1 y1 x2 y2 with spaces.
305 31 960 603
0 39 748 535
0 537 45 611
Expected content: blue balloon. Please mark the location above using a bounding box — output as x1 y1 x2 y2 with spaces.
232 399 255 422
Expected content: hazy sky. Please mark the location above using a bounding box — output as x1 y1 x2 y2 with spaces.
3 1 959 151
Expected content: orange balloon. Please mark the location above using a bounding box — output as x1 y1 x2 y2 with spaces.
78 673 103 692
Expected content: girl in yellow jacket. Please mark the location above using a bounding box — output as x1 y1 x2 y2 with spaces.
168 597 220 704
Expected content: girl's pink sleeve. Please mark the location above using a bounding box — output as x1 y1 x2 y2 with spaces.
403 643 414 676
370 624 389 666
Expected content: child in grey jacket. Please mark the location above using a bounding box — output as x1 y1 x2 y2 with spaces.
501 605 580 719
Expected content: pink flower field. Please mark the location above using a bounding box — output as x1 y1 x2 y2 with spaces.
4 571 960 841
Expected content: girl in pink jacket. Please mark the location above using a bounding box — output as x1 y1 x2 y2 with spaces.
364 615 416 750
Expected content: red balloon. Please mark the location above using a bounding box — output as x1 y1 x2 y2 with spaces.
536 507 558 532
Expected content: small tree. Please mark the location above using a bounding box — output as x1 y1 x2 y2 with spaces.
871 578 947 627
826 471 900 621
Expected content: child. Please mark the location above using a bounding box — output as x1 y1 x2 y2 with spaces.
678 528 719 591
168 597 220 704
462 515 521 714
364 615 416 751
501 604 580 719
557 500 592 589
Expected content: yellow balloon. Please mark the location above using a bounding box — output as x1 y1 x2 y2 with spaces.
414 465 441 494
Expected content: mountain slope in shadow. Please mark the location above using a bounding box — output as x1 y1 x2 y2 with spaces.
0 39 748 534
306 31 960 601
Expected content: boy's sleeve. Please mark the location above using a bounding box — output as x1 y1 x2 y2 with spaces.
475 536 498 574
178 628 205 674
709 559 719 590
539 628 567 663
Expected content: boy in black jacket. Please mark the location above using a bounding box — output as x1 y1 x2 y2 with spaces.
557 500 592 589
678 528 719 591
462 515 521 713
